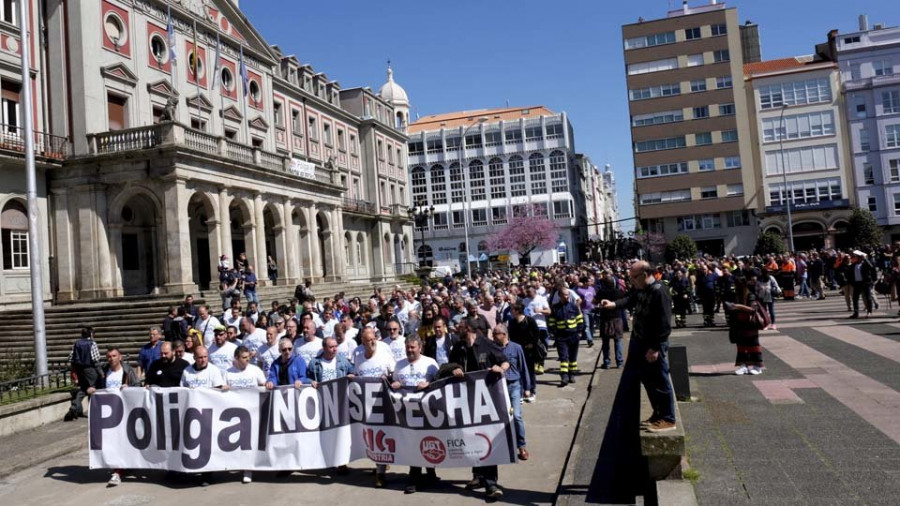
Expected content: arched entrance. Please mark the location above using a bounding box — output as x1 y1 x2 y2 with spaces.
229 199 253 263
188 192 217 290
115 193 161 296
792 222 826 251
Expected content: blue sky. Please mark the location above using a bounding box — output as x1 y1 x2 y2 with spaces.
240 0 896 229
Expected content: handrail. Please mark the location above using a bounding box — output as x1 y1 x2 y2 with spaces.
0 124 71 159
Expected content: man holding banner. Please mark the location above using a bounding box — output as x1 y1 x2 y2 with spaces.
353 327 395 488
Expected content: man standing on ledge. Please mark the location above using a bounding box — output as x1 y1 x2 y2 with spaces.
600 261 676 433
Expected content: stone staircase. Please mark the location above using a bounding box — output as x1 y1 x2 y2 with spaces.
0 278 420 366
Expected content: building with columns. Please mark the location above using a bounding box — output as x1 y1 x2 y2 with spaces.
578 155 621 242
0 0 413 309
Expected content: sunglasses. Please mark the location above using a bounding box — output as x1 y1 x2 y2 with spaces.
281 347 293 352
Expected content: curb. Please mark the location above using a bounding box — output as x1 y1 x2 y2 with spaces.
0 428 86 480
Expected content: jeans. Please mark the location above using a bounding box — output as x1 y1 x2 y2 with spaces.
472 465 499 488
798 274 810 297
632 339 676 423
507 381 526 449
601 337 624 366
767 301 776 324
582 311 594 344
245 290 259 305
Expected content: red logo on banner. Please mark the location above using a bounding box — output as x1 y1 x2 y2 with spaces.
363 428 396 463
420 436 446 464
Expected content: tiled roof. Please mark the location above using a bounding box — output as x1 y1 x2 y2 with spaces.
408 106 557 133
743 56 824 77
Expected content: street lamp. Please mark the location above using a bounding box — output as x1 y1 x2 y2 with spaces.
458 116 488 277
779 104 796 252
408 198 435 267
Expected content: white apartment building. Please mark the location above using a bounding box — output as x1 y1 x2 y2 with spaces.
407 106 587 269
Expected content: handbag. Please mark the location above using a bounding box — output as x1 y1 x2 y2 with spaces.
749 301 771 330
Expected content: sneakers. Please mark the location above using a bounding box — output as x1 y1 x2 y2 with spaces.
640 417 658 427
587 341 594 348
107 472 121 487
735 366 749 375
404 484 417 494
535 364 544 375
374 474 386 488
517 447 530 461
465 478 485 490
749 366 763 375
600 363 610 370
523 394 536 403
242 471 252 484
486 486 504 499
646 419 677 433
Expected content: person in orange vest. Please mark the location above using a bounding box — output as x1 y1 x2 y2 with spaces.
779 254 796 301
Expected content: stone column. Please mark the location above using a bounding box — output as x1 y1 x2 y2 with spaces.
94 187 115 297
108 222 124 296
253 193 267 279
371 221 386 281
218 187 233 263
163 179 199 295
281 198 297 285
330 206 346 280
307 202 320 281
51 188 76 301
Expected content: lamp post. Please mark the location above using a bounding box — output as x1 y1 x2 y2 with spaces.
408 198 435 267
458 116 488 277
779 104 796 252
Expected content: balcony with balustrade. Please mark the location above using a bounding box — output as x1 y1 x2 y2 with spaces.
83 121 337 185
0 124 70 162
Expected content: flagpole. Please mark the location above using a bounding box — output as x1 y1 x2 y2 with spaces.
239 45 250 142
215 32 224 136
166 1 177 114
192 18 202 128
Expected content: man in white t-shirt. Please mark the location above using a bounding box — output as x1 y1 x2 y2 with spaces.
173 339 194 364
256 325 280 377
391 335 439 494
195 305 222 347
333 324 357 363
524 286 551 373
382 321 407 362
294 319 323 365
321 309 339 339
240 316 267 357
224 343 267 483
88 347 139 487
180 346 225 389
353 327 395 489
222 306 243 330
341 314 359 342
208 327 238 372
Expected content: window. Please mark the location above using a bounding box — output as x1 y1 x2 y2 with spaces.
727 210 750 227
635 136 686 152
308 117 318 141
546 123 564 138
627 57 678 75
464 133 482 148
636 162 688 178
273 102 284 128
713 50 730 63
529 153 546 194
489 158 506 199
449 163 464 203
769 178 842 206
451 210 466 229
337 129 345 150
695 132 712 145
1 0 18 26
1 80 20 128
433 212 448 230
856 101 867 119
190 117 207 132
150 35 168 64
762 111 835 142
677 216 695 231
711 23 727 36
726 183 744 196
883 91 900 114
505 128 522 143
686 53 704 67
724 156 741 169
678 214 721 230
484 131 502 145
491 207 508 224
624 31 675 49
893 194 900 215
550 151 567 193
471 208 487 227
860 129 870 151
525 126 542 140
1 200 28 270
698 159 715 171
716 75 733 89
887 125 900 148
445 136 460 151
431 165 447 204
221 67 234 92
107 93 127 131
759 78 831 109
553 200 572 218
685 28 701 40
426 137 443 153
350 134 359 154
765 144 839 175
693 106 709 119
864 163 875 184
721 130 738 142
700 186 717 199
469 160 486 201
629 83 680 101
639 189 691 205
868 196 878 212
509 156 526 196
890 160 900 182
377 139 384 159
844 36 861 44
632 110 684 126
874 60 894 77
323 123 333 145
719 103 735 116
690 79 707 92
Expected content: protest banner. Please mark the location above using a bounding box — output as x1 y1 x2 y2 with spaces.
89 371 516 472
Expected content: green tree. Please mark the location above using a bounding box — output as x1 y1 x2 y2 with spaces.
754 231 786 255
847 208 882 251
665 234 698 263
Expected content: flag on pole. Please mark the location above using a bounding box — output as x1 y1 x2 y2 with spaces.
166 3 177 63
212 32 222 91
239 45 249 97
191 19 199 79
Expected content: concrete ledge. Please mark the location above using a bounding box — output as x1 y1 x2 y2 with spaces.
0 392 83 438
639 382 685 480
656 480 699 506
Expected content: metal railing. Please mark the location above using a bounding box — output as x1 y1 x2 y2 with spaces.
342 197 377 214
0 360 72 405
0 125 71 160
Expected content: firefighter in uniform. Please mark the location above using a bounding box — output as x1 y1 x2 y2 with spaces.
670 269 691 328
548 287 584 386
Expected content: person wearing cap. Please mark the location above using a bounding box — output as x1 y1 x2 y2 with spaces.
208 326 238 371
849 250 876 319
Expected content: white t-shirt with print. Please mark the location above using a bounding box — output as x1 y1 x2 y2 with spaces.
295 337 323 365
318 357 339 382
208 341 238 371
353 351 396 378
351 341 392 367
336 337 357 363
383 335 407 362
392 356 439 387
104 368 124 390
256 343 279 376
180 364 225 388
225 364 266 389
242 328 267 354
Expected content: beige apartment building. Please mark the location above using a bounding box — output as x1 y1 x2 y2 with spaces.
622 1 759 256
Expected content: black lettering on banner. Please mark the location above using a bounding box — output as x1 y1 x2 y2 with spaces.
126 408 152 450
257 390 271 449
182 408 213 469
89 393 123 450
154 392 167 451
218 408 252 451
347 381 363 421
169 392 181 451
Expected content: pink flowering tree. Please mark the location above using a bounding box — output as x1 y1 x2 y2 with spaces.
488 205 558 264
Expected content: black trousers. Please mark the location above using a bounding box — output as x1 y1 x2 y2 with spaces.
71 366 101 416
852 282 873 314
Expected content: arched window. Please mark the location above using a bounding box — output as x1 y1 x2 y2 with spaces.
529 152 546 194
469 160 485 201
411 167 427 204
509 155 526 197
1 200 29 270
488 158 505 199
549 151 567 193
449 163 464 203
357 233 366 267
430 164 447 205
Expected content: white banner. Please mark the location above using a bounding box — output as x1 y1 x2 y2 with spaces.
89 372 516 472
289 158 316 179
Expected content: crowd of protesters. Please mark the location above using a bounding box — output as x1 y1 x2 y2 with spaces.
65 243 900 492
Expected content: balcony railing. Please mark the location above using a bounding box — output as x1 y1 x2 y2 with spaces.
0 125 71 160
342 197 377 214
86 122 339 186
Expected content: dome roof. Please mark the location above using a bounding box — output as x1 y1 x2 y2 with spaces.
378 66 409 107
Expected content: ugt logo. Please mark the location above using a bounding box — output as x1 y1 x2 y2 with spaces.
362 428 396 463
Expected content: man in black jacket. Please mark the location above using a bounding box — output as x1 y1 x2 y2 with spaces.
849 250 876 319
600 261 676 433
145 342 190 388
508 301 541 402
65 326 103 421
446 326 510 500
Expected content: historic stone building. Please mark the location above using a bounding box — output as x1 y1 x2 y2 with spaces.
0 0 412 309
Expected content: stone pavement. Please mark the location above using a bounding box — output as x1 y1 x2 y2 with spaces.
676 293 900 505
0 340 605 506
